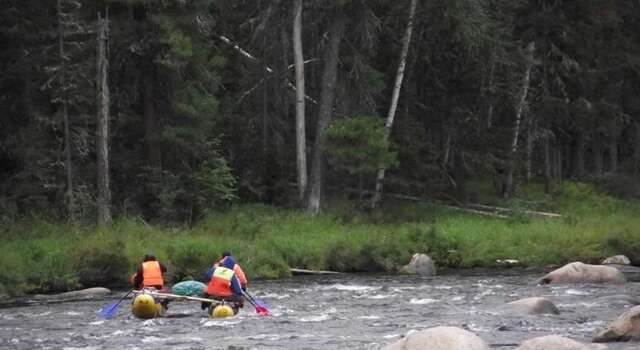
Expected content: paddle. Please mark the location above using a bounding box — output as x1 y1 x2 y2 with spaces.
243 290 272 316
98 289 133 320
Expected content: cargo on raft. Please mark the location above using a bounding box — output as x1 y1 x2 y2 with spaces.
131 289 241 319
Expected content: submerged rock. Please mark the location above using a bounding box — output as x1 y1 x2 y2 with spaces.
538 262 625 284
516 335 607 350
602 255 631 265
399 253 436 276
500 297 560 315
385 326 489 350
593 305 640 342
32 287 111 302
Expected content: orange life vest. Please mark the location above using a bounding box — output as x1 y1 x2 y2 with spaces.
214 258 248 287
233 264 248 287
206 266 235 297
142 261 164 288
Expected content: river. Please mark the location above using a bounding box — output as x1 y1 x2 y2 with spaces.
1 269 639 349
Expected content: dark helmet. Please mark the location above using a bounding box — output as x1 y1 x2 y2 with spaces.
221 251 232 259
144 253 156 261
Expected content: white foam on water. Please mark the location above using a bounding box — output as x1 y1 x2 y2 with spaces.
566 289 590 296
201 319 242 327
366 294 398 299
63 347 101 350
257 293 290 299
141 336 164 343
451 296 464 301
409 298 438 305
357 315 381 319
434 285 453 290
64 311 82 316
299 314 331 322
320 284 381 291
89 320 104 326
383 334 402 339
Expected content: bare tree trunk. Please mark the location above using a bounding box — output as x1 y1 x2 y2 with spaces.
305 11 345 215
58 0 76 223
525 124 534 183
573 131 585 178
594 137 604 177
143 72 161 167
555 145 563 181
635 122 640 175
504 42 535 198
96 12 112 226
544 133 552 193
486 52 496 129
293 0 307 202
608 136 618 173
371 0 418 208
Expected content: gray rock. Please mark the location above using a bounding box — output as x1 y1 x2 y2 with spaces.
400 253 436 276
500 297 560 315
538 262 625 284
602 255 631 265
516 335 607 350
593 305 640 342
385 326 489 350
32 287 111 301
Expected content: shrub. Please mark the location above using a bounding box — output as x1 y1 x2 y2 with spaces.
73 239 129 288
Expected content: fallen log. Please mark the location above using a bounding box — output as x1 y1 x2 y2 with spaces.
290 268 340 275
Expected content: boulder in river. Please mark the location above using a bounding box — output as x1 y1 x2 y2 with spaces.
538 262 625 284
601 255 631 265
593 305 640 342
516 335 607 350
32 287 111 302
385 326 489 350
500 297 560 315
399 253 436 276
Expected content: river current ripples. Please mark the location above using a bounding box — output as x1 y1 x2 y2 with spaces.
1 270 639 349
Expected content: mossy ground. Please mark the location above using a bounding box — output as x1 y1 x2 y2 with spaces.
1 181 638 296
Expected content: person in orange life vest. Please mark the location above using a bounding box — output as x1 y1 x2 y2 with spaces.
211 251 248 291
201 255 243 309
132 253 167 290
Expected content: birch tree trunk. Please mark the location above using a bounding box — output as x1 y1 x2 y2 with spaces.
503 41 535 198
293 0 307 202
305 11 345 215
371 0 418 208
96 12 112 226
58 0 76 223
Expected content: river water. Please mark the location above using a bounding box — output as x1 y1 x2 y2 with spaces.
1 269 639 349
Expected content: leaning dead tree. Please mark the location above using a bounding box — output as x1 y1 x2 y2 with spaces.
371 0 418 208
504 41 535 198
293 0 307 202
96 11 112 226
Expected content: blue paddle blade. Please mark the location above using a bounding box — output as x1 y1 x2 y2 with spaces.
98 301 120 320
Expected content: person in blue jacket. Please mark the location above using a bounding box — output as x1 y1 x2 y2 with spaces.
201 255 243 310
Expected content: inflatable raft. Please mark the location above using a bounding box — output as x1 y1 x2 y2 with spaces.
131 290 167 319
131 289 240 319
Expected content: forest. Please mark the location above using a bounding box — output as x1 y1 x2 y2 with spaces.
1 0 640 294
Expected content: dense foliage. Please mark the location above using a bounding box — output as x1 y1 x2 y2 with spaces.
1 0 639 224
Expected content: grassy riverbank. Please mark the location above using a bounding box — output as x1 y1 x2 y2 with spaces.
1 182 638 296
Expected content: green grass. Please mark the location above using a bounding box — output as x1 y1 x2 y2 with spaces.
1 181 639 296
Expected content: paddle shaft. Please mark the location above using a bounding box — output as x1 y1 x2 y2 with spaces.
134 290 229 304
